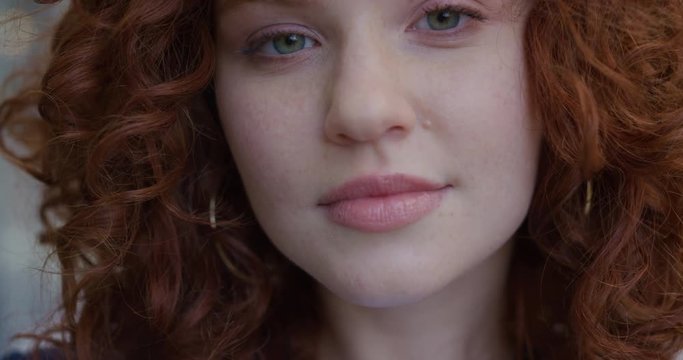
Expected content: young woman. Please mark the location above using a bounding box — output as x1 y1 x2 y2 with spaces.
1 0 682 359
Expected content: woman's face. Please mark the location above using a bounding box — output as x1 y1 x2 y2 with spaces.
215 0 539 307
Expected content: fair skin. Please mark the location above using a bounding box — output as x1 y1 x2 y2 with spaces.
215 0 538 359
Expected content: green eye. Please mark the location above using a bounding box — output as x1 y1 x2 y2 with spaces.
426 9 461 30
272 33 307 55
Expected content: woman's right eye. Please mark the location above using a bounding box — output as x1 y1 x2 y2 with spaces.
242 30 318 57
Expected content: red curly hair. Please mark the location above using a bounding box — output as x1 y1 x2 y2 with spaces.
1 0 682 359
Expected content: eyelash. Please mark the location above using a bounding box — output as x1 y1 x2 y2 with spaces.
417 2 486 27
240 1 486 60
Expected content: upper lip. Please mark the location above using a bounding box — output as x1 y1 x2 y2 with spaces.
318 173 449 205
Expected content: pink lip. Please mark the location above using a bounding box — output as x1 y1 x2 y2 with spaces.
318 174 451 232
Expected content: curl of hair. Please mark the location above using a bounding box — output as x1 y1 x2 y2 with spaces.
520 0 683 359
0 0 682 359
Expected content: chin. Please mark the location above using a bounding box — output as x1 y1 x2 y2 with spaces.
317 264 454 309
312 236 515 310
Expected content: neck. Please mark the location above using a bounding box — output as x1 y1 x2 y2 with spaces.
315 240 515 360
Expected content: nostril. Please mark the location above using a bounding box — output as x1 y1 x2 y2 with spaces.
386 125 409 138
335 133 352 144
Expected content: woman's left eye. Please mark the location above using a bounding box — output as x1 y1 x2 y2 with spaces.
413 4 484 32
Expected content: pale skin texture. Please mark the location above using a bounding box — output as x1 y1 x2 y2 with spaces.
214 0 539 359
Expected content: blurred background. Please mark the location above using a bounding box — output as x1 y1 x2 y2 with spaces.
0 0 67 353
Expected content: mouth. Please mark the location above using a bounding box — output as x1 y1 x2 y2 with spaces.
318 173 452 233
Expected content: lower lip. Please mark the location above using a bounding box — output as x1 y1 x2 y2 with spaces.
322 187 449 232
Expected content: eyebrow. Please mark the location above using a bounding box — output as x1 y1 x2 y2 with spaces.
218 0 499 14
218 0 319 12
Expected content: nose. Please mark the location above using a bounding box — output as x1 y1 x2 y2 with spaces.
323 36 417 145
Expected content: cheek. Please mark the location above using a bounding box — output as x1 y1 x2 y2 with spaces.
214 71 322 209
460 75 538 215
416 38 540 220
426 54 535 157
